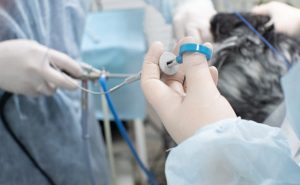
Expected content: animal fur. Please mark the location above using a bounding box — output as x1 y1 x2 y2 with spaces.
210 13 300 123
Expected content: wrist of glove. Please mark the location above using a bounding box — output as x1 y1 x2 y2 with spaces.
0 40 82 96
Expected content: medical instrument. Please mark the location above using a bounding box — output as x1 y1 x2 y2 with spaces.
78 43 213 90
78 62 135 80
159 43 213 75
59 43 213 95
74 63 146 185
159 52 179 75
49 42 213 185
99 76 158 185
51 61 142 95
81 72 141 95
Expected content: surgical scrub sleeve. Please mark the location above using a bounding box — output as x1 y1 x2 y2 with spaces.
165 61 300 185
165 118 300 185
0 1 110 185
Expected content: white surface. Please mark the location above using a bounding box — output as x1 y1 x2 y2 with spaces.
134 119 148 183
101 95 117 185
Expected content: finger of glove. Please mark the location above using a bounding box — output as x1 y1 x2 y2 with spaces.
252 3 273 15
43 66 79 90
186 23 201 42
36 82 57 96
49 49 82 78
141 42 182 114
181 39 218 98
209 66 218 85
173 14 186 40
161 37 193 94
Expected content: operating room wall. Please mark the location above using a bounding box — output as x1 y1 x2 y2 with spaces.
212 0 300 11
92 0 300 11
90 0 144 10
90 0 173 49
90 0 300 48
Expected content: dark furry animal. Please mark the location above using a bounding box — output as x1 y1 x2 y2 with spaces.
210 13 300 123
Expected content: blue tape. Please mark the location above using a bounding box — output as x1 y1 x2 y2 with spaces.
176 43 213 64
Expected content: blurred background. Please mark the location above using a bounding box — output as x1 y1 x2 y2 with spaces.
80 0 300 185
91 0 300 47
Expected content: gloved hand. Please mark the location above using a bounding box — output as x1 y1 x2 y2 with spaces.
0 40 82 96
141 37 236 143
253 1 300 37
173 0 216 42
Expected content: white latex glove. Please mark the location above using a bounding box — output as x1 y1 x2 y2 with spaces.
141 37 236 143
253 1 300 37
0 40 82 96
173 0 216 42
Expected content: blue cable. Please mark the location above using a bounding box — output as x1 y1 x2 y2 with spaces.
99 76 158 185
224 0 292 70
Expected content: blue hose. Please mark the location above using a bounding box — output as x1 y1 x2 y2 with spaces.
99 76 158 185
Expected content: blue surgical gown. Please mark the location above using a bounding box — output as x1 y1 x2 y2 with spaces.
166 118 300 185
0 1 110 185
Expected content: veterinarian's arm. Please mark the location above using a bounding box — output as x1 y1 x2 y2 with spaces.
253 1 300 37
141 37 300 185
164 118 300 185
